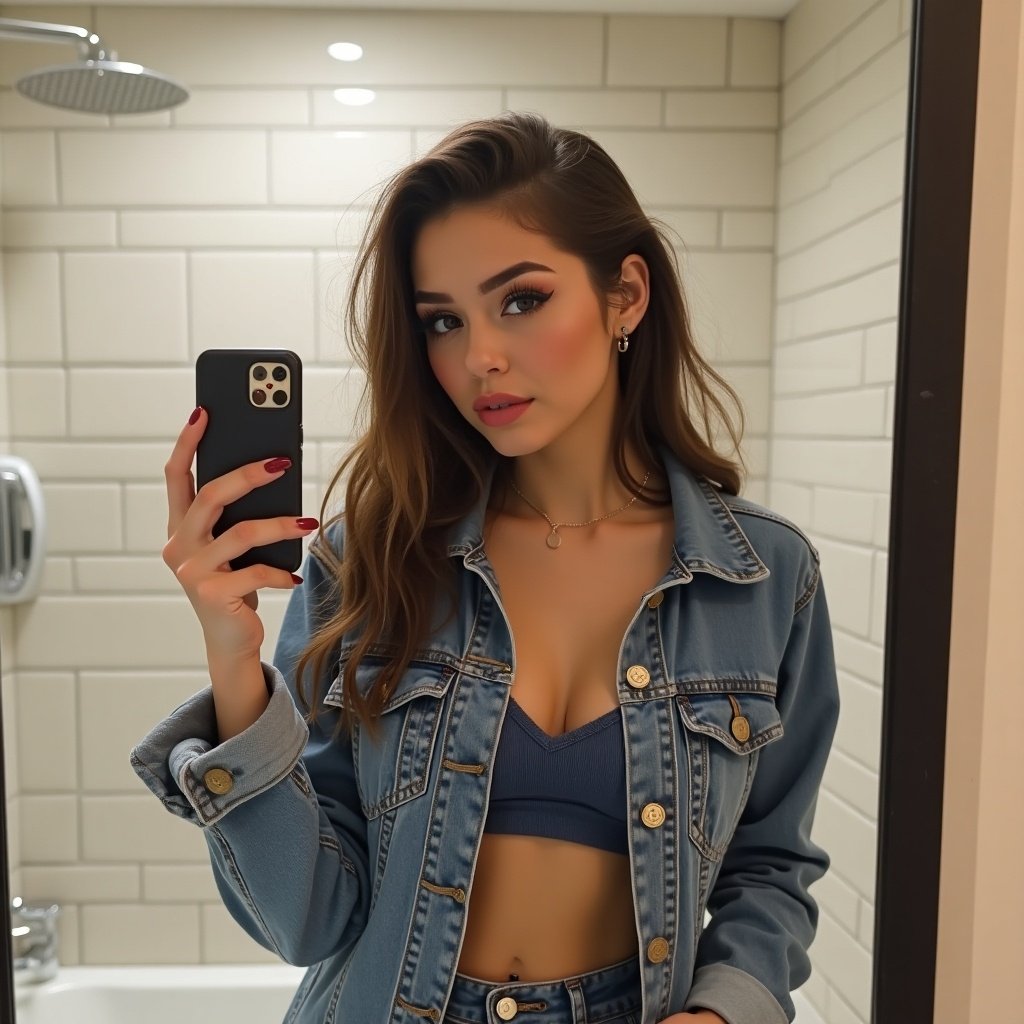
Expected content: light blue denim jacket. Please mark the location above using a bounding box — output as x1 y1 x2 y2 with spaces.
130 443 839 1024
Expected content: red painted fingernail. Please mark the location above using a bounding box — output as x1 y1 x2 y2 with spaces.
296 518 318 530
264 457 292 473
290 574 303 585
188 406 202 425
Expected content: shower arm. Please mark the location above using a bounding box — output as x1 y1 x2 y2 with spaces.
0 16 115 62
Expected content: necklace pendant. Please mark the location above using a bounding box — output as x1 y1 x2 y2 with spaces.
545 529 562 549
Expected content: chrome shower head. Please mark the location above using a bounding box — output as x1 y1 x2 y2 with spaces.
16 60 189 115
0 16 189 115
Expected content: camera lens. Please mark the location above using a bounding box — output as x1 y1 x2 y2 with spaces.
272 366 287 382
252 389 266 405
272 390 288 406
253 365 268 381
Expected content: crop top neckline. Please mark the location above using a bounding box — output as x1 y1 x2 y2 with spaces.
507 695 621 751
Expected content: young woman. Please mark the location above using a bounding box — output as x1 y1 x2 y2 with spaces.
134 112 840 1024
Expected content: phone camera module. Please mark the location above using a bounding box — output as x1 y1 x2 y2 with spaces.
272 366 287 382
252 365 268 381
272 390 288 406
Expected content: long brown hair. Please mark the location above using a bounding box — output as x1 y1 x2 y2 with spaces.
295 111 747 743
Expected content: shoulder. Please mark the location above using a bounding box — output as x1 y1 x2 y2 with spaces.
716 491 821 607
719 492 819 563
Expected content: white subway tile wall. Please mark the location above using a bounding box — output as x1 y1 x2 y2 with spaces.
772 3 908 1020
0 2 909 1018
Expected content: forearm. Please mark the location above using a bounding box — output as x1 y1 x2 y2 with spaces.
206 646 271 741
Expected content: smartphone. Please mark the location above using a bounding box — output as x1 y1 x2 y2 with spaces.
195 348 303 573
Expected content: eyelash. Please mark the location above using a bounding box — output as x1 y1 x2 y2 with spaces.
418 285 553 337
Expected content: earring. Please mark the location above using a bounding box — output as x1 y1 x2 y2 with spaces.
617 325 630 353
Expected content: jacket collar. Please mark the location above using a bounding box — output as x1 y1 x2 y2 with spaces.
446 442 770 584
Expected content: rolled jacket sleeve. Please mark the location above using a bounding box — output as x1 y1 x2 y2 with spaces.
131 663 308 827
682 556 841 1024
128 523 371 966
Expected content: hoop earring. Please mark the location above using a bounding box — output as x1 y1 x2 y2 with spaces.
617 325 630 353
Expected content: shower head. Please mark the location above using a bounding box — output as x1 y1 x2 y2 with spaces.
16 60 189 115
0 16 189 115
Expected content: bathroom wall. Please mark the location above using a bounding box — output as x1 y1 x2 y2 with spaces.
1 127 24 906
0 3 905 1021
767 3 911 1021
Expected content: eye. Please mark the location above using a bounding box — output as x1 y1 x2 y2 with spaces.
419 312 461 336
502 287 552 317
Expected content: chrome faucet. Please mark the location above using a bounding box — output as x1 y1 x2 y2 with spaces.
11 897 61 983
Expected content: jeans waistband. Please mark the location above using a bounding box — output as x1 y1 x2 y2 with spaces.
442 953 642 1024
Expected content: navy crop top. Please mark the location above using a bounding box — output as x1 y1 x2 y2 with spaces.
482 696 629 855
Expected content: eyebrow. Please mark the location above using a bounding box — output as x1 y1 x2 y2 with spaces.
414 261 555 304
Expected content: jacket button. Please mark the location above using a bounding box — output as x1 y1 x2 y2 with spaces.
646 591 664 608
625 665 651 689
646 936 670 963
203 768 234 795
641 803 666 828
496 996 518 1020
730 716 751 742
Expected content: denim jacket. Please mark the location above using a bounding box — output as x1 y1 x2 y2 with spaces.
130 443 839 1024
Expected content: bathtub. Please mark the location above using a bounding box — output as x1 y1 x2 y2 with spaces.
14 965 308 1024
14 964 824 1023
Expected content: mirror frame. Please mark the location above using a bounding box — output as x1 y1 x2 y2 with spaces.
872 0 981 1020
0 1 983 1020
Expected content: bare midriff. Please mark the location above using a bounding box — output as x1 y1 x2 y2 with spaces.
457 834 638 982
455 494 675 983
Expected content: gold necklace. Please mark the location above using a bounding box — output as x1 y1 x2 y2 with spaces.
509 468 653 549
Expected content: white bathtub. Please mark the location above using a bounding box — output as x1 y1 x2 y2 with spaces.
14 964 824 1023
14 965 308 1024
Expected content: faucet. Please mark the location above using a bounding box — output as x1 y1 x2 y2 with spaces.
11 897 61 983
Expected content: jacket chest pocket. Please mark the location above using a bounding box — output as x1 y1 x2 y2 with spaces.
324 658 456 821
676 686 783 862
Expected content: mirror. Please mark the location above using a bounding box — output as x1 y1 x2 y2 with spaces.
0 1 964 1022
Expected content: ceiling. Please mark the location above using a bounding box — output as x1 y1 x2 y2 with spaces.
4 0 802 15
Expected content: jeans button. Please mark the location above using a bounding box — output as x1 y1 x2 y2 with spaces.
496 995 518 1020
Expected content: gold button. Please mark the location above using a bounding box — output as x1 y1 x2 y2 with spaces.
496 996 518 1020
626 665 651 689
647 591 664 608
203 768 234 795
641 802 666 828
730 716 751 743
646 936 670 963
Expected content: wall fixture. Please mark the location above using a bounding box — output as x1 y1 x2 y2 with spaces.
0 456 45 607
0 16 189 114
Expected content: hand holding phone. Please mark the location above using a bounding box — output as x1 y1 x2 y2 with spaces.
160 349 309 665
163 407 316 663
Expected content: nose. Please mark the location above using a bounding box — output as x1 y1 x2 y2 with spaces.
463 320 509 378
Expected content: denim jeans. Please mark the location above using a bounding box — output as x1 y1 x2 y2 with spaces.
441 953 643 1024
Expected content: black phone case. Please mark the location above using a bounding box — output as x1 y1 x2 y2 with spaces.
195 348 303 573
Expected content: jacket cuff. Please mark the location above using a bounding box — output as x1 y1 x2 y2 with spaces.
682 963 789 1024
129 661 309 828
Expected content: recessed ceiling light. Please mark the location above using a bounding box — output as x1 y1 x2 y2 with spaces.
328 41 363 62
334 88 376 107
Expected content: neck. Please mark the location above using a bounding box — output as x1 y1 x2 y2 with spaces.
502 444 656 525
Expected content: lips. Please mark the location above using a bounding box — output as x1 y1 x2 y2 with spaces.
472 393 531 412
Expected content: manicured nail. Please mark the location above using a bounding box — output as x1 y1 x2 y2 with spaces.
264 457 292 473
188 406 202 425
296 518 319 530
290 574 303 585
